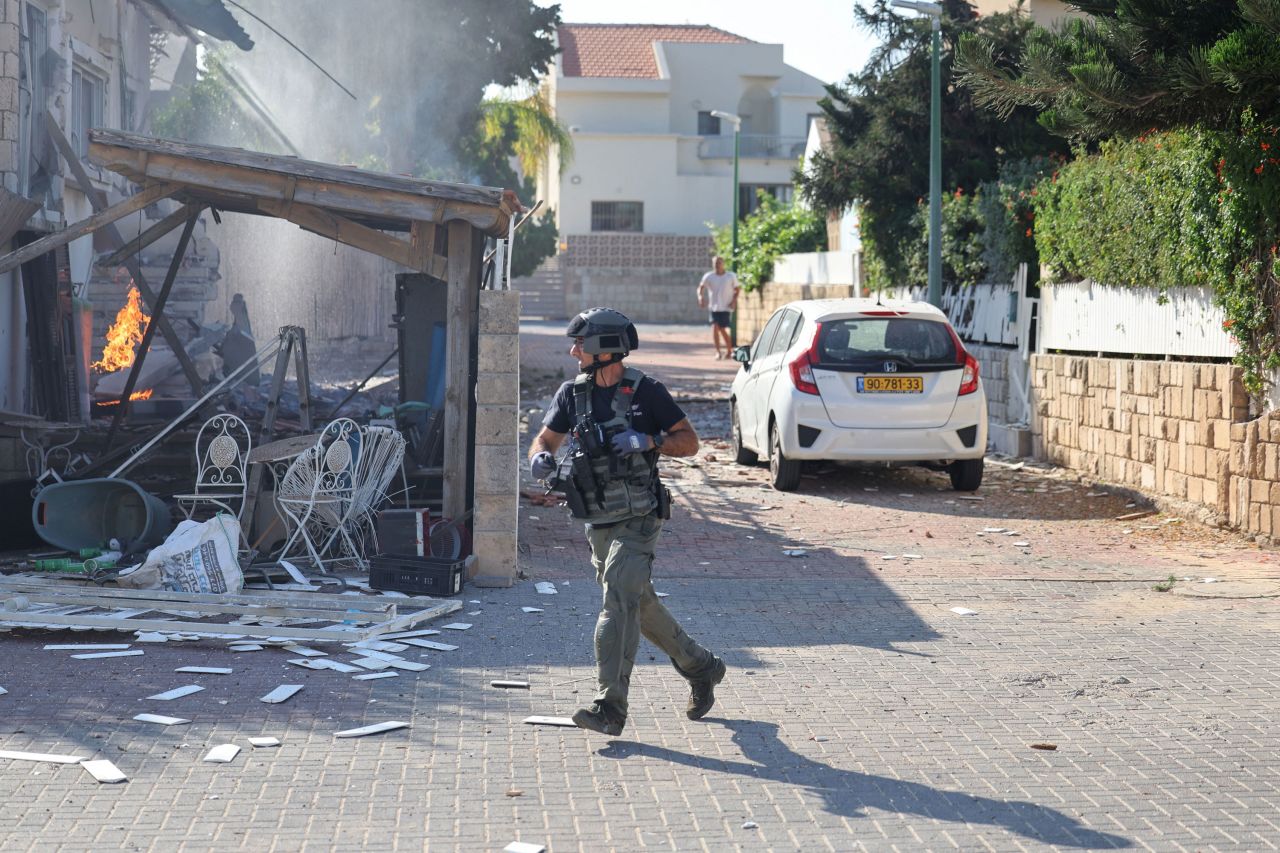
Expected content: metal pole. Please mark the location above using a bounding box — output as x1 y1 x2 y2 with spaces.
729 125 741 346
927 17 943 308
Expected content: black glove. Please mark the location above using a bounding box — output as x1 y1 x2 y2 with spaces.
610 429 653 456
530 451 555 480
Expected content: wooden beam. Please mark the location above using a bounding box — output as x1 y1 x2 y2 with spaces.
0 182 177 276
442 220 478 524
410 220 448 280
259 198 417 269
44 116 205 397
99 202 202 266
91 140 510 235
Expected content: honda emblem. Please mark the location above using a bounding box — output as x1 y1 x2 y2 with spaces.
883 361 897 373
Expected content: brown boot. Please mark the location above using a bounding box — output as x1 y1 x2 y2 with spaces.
675 656 726 720
571 701 626 736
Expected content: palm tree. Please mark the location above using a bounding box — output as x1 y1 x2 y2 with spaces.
477 87 574 179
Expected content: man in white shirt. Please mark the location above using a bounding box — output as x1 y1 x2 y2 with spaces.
696 256 740 359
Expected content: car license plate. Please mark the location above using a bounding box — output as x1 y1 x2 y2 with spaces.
857 375 923 393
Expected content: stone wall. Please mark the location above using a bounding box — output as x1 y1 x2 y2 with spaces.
560 233 713 322
736 282 857 343
1228 412 1280 538
1031 354 1246 518
0 0 18 193
970 343 1017 425
469 290 520 587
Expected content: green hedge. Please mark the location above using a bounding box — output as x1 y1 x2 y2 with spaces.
1034 113 1280 394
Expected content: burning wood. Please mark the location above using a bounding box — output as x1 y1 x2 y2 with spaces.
92 285 149 373
96 389 154 405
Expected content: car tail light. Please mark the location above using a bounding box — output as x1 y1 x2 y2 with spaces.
959 352 980 395
944 322 980 395
789 322 822 396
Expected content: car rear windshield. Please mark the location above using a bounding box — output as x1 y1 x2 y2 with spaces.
818 317 958 367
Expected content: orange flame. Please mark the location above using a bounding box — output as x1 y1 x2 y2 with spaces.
92 286 150 373
97 389 154 406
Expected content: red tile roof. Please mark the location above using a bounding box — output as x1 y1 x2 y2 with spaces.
558 24 752 78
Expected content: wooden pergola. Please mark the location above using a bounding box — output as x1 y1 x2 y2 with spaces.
0 129 519 528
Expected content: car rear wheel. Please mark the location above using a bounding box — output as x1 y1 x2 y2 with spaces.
769 420 801 491
731 401 757 465
949 458 984 491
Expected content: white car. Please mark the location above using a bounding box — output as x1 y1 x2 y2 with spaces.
729 298 987 492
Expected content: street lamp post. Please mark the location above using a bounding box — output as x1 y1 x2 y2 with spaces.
711 109 742 344
892 0 943 308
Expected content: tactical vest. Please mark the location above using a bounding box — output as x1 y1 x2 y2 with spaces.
568 367 659 524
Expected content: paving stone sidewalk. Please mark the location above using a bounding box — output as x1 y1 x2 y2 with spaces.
0 321 1276 851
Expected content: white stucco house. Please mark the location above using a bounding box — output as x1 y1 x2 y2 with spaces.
532 23 827 322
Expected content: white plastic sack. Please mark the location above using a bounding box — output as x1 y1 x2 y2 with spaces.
123 515 243 593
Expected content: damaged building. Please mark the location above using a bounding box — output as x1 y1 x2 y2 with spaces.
0 1 524 593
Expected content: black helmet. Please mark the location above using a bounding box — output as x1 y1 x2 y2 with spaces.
566 307 639 357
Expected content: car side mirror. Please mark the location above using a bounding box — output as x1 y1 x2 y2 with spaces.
732 346 751 365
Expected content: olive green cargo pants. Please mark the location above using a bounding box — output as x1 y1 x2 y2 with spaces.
586 512 714 717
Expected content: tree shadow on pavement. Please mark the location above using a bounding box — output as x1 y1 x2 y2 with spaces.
598 718 1131 849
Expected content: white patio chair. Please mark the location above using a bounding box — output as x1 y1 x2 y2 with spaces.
275 418 360 571
175 414 252 522
326 424 406 558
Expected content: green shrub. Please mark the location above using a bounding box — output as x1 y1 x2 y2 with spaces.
711 193 826 292
977 156 1056 284
1034 114 1280 395
905 187 987 288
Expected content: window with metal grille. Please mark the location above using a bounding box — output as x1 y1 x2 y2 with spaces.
697 111 721 135
591 201 643 233
71 65 105 159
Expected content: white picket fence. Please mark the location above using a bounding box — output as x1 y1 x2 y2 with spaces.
1039 281 1235 358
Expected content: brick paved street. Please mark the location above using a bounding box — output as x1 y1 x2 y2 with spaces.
2 321 1279 851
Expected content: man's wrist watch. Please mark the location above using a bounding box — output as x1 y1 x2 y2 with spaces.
652 433 665 451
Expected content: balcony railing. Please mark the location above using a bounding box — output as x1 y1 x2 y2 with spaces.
696 134 807 160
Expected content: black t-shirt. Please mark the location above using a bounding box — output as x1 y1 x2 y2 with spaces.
543 374 686 437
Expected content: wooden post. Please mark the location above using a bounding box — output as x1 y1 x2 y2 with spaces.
103 210 200 452
442 220 477 525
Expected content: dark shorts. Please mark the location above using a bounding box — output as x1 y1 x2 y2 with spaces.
709 311 731 328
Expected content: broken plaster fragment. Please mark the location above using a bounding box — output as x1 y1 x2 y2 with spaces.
950 607 979 616
203 744 241 763
504 843 546 853
441 623 472 631
534 582 558 595
147 685 204 701
80 759 127 783
260 685 303 704
334 721 410 738
248 737 281 748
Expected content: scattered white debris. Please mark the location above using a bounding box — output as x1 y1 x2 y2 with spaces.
376 628 441 641
958 495 985 501
441 623 472 631
0 749 85 764
505 842 546 853
45 643 133 651
71 650 144 660
384 659 429 672
203 744 241 763
248 737 281 748
467 610 482 616
147 685 204 701
881 555 897 561
353 672 399 681
260 685 303 704
522 716 576 727
228 644 264 653
742 821 759 829
0 686 6 695
901 554 922 560
783 549 807 557
522 607 544 613
655 592 669 598
133 633 169 643
863 487 879 492
133 713 189 726
1085 492 1107 498
282 645 327 658
335 721 409 738
1202 577 1219 584
348 657 394 671
402 639 457 652
1014 541 1031 547
80 759 127 783
950 607 979 616
469 600 482 604
898 493 914 498
535 582 558 595
349 639 409 653
491 680 530 689
982 527 1007 533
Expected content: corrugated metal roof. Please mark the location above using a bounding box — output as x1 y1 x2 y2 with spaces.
558 24 751 78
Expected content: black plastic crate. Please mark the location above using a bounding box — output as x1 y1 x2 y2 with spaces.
368 554 466 597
